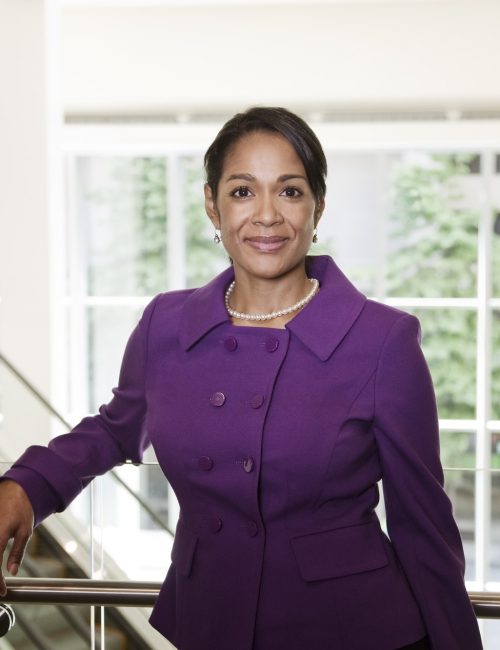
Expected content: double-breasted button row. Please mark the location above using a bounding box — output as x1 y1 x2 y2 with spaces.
206 516 258 537
195 456 255 473
209 392 265 409
222 336 279 353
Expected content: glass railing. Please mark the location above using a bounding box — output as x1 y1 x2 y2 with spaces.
0 351 175 648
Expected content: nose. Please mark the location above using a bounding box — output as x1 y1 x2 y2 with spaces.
252 193 283 227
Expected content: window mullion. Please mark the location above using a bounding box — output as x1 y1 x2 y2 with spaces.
166 153 186 290
475 149 494 588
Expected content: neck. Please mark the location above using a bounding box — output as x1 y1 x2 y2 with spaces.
230 265 311 316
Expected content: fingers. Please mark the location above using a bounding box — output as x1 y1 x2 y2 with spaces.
0 540 7 597
7 527 31 577
0 565 5 598
0 527 31 597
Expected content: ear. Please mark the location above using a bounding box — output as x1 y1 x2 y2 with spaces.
204 183 220 228
314 199 325 227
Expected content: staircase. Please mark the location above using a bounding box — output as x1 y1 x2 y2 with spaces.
2 521 164 650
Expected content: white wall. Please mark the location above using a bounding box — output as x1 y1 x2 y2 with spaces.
0 0 59 459
2 0 500 460
60 0 500 117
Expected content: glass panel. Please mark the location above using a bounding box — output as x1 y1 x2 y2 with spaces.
410 308 477 419
385 152 479 298
320 152 384 296
493 310 500 421
0 361 55 457
318 152 480 298
0 463 94 649
75 156 168 296
444 468 475 582
87 306 142 412
183 155 228 288
491 472 500 583
484 619 500 650
493 211 500 298
492 153 500 298
96 465 172 582
440 430 476 469
493 430 500 469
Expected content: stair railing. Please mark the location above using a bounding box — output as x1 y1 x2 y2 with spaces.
0 350 173 535
1 578 499 615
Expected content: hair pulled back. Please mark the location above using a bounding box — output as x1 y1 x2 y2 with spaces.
204 107 327 205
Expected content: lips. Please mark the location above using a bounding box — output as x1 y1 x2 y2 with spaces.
245 236 288 252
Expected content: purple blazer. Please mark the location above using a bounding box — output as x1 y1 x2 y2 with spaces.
4 255 482 650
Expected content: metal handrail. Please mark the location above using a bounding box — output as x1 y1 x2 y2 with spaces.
0 350 174 535
3 579 500 618
4 578 161 607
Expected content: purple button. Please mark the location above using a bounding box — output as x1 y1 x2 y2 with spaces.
224 336 238 352
265 336 279 353
243 457 255 473
198 456 214 471
208 517 223 533
210 392 226 407
247 521 259 537
250 394 264 409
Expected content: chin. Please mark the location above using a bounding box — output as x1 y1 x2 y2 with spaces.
235 255 306 281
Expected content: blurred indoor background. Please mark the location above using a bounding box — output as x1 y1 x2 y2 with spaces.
0 1 499 648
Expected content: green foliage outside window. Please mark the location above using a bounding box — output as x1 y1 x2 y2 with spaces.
386 153 500 469
132 158 168 294
183 156 228 288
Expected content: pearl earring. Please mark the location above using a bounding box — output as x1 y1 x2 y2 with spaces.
213 229 221 244
312 228 318 243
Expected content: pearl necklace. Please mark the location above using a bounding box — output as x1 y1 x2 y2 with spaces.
225 278 319 322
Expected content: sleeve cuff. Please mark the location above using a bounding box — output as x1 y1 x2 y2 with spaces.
1 466 63 527
1 445 85 526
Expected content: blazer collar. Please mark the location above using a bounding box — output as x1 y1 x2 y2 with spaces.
178 255 366 361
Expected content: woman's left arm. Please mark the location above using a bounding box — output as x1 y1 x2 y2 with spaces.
373 313 483 650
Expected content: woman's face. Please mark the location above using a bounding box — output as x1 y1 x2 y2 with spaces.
204 130 324 283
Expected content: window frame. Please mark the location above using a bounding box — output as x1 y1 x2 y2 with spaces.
59 119 500 594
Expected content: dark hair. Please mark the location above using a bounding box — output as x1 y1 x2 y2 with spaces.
204 106 327 204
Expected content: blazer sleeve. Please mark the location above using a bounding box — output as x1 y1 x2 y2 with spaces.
2 295 159 527
373 313 482 650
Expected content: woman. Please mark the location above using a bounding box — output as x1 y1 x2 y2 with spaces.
0 107 482 649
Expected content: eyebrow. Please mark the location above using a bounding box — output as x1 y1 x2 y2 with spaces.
225 173 307 183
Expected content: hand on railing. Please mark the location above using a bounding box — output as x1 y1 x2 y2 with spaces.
0 480 34 596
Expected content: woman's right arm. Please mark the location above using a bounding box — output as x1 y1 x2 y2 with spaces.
0 295 160 591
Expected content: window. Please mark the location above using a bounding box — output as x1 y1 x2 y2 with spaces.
61 123 500 598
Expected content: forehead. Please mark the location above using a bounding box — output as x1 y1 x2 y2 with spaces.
221 131 305 177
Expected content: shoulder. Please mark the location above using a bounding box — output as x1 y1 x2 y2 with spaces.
137 288 196 336
351 298 422 354
363 298 415 325
150 288 196 318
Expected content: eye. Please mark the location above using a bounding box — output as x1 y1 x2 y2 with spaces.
230 186 253 198
280 186 303 198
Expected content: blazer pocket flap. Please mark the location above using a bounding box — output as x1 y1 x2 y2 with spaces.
290 521 388 582
171 520 198 577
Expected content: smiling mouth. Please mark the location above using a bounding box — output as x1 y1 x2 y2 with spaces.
245 236 288 252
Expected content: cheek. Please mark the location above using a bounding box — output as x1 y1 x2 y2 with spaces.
218 207 248 232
